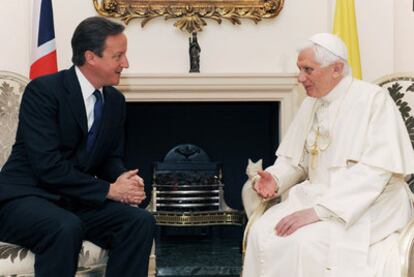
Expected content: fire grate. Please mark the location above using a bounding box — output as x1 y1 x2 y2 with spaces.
148 144 244 226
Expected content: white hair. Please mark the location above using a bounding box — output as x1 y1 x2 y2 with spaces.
297 42 351 76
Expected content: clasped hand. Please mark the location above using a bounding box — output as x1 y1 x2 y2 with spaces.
107 169 146 205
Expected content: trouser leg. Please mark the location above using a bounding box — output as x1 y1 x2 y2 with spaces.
243 200 330 277
76 201 156 277
0 196 84 277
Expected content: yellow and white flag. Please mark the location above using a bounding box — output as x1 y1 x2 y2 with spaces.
333 0 362 79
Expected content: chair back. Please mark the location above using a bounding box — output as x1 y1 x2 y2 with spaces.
375 73 414 148
375 73 414 277
0 71 28 168
375 73 414 188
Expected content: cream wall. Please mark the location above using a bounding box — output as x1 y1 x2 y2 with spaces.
395 0 414 74
0 0 411 81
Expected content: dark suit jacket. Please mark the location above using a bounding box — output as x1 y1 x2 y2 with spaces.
0 67 127 206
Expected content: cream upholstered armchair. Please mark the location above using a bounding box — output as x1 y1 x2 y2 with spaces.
0 71 156 277
241 73 414 277
376 73 414 277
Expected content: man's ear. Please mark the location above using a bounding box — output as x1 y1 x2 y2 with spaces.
84 50 95 65
332 62 344 78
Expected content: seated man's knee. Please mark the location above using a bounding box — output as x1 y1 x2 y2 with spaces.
131 209 156 236
282 223 328 252
249 218 328 253
32 213 83 253
137 209 156 228
50 214 84 241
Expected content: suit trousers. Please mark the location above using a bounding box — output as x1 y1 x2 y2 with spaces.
0 196 156 277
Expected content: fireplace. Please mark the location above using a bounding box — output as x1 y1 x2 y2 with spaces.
117 73 301 210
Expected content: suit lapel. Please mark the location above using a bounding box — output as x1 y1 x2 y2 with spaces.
63 67 88 135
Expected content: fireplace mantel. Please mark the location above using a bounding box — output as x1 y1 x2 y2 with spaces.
117 73 303 140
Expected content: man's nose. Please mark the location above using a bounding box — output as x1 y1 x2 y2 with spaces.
297 71 306 83
122 56 129 68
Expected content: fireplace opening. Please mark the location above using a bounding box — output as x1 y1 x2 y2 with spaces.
124 101 279 274
124 101 280 211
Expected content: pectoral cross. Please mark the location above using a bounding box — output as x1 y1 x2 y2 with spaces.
310 129 320 169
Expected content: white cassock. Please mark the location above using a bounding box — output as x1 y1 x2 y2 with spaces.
243 76 414 277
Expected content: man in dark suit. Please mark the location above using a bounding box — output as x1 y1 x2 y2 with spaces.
0 16 155 277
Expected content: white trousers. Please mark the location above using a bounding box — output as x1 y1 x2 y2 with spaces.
243 191 331 277
242 184 404 277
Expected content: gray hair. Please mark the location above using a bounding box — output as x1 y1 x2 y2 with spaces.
298 42 351 76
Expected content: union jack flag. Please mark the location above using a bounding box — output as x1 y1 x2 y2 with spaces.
30 0 58 80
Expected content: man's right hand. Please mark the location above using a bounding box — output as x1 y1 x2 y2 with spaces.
107 169 146 205
253 170 278 200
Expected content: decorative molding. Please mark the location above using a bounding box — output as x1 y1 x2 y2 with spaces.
150 211 244 226
93 0 284 33
117 73 301 140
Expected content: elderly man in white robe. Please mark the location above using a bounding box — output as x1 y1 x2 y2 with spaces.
243 33 414 277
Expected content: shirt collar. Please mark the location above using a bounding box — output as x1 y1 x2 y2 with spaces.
75 66 102 101
321 75 353 104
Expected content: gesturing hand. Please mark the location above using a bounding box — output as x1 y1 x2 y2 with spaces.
275 208 320 236
253 170 278 200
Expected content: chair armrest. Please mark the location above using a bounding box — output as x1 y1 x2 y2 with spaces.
242 197 279 254
399 218 414 277
242 175 262 219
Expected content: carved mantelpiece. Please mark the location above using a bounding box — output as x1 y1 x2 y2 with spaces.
117 73 302 140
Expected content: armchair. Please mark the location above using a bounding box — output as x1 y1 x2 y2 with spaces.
375 73 414 277
0 70 155 277
241 73 414 277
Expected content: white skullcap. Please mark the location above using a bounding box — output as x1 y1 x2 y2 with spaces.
309 33 348 61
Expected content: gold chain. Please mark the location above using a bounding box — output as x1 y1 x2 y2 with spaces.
305 78 353 170
308 127 330 169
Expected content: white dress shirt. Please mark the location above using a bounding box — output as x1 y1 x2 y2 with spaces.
74 66 104 131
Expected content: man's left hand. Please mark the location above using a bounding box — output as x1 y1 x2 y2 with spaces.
275 208 320 236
